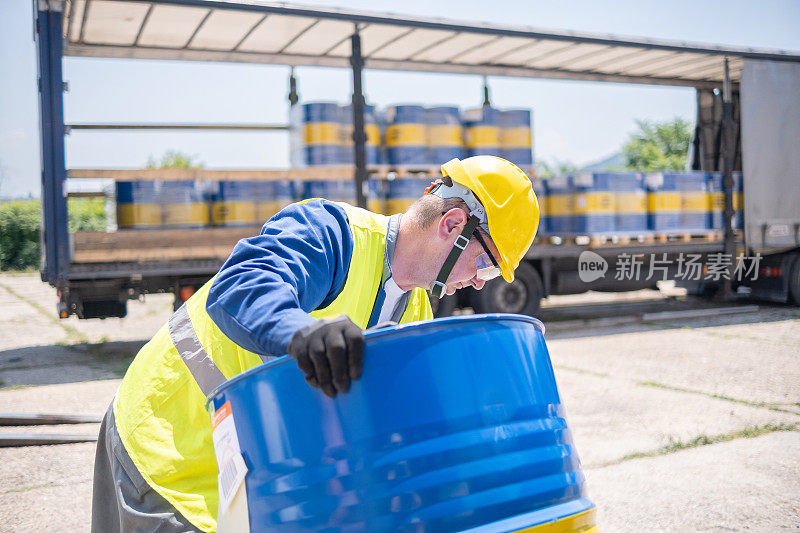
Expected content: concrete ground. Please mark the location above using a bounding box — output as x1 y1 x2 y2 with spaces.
0 272 798 532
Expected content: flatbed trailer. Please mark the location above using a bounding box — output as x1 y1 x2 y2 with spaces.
33 0 800 318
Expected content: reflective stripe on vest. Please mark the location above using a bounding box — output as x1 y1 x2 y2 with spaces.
168 304 226 397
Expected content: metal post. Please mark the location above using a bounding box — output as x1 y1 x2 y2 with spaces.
482 75 491 108
288 67 298 106
350 29 367 209
720 57 736 299
35 0 70 285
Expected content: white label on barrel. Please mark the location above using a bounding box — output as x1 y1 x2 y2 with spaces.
212 401 248 512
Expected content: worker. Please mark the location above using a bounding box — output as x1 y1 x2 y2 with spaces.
91 155 539 532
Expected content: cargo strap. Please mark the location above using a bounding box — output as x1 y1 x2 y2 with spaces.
169 304 226 397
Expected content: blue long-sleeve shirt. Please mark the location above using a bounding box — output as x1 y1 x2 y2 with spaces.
206 199 354 357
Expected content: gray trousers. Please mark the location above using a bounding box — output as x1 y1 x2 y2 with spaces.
91 403 200 533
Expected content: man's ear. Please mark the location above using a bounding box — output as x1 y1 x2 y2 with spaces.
438 208 467 240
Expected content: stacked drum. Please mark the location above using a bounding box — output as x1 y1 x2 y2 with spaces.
463 107 501 159
385 105 428 166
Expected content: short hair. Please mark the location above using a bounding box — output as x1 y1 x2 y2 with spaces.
406 180 491 240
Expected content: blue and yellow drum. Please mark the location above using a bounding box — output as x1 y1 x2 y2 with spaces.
208 314 597 532
675 171 709 231
531 177 548 237
385 177 429 215
610 172 647 234
573 173 615 235
116 181 161 229
733 171 744 230
340 104 381 166
705 172 744 231
302 179 382 213
499 109 533 167
646 173 681 232
161 181 209 228
707 173 724 230
254 181 295 223
302 102 343 166
426 106 463 164
386 105 429 166
463 107 501 159
545 175 575 235
301 180 355 204
211 181 257 227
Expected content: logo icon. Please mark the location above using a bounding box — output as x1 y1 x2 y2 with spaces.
578 251 608 283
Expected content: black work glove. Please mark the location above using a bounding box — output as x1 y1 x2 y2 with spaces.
287 315 364 398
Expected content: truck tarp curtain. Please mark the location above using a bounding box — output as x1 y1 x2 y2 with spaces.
740 59 800 253
690 89 741 173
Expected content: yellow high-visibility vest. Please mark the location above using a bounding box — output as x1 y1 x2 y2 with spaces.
113 203 432 532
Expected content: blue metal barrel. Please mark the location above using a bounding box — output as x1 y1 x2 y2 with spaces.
544 175 575 235
254 181 295 223
463 107 501 159
499 109 533 167
302 102 343 166
116 181 161 229
386 105 429 166
207 314 596 532
426 106 463 164
531 177 548 237
385 177 430 215
211 181 257 227
160 181 209 228
732 171 744 230
706 172 744 230
675 171 709 231
301 180 356 204
646 172 681 232
572 173 615 235
707 173 724 230
340 104 381 166
301 179 383 213
610 172 647 234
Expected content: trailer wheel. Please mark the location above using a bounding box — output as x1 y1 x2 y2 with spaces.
470 262 543 316
430 294 458 318
789 254 800 306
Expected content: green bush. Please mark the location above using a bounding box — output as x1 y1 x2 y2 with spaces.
69 197 106 232
0 200 41 271
0 197 107 271
622 118 693 172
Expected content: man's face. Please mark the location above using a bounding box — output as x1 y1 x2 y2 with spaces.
443 230 501 296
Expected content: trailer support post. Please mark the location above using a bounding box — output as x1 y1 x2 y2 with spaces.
350 28 368 209
720 58 737 299
35 0 70 286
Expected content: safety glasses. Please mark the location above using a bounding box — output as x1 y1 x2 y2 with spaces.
473 231 502 281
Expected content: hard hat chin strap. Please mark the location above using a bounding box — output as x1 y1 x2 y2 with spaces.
430 215 480 300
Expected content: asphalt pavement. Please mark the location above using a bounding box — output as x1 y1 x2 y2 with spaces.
0 273 798 532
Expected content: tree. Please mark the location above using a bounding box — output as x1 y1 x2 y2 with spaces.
622 118 692 172
146 150 204 169
535 159 578 179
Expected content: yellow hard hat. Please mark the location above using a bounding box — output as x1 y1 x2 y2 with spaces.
441 156 539 283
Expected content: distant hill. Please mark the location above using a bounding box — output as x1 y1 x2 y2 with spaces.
579 152 627 172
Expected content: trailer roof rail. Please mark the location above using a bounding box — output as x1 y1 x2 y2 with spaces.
60 0 800 89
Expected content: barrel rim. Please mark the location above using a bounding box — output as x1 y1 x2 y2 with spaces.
205 313 545 406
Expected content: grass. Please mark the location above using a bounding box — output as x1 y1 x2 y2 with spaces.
637 380 799 415
607 423 799 466
0 279 88 344
82 339 138 377
2 482 57 494
1 267 40 275
0 383 33 391
554 365 610 378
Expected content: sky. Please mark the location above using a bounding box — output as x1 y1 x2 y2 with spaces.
1 0 799 198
